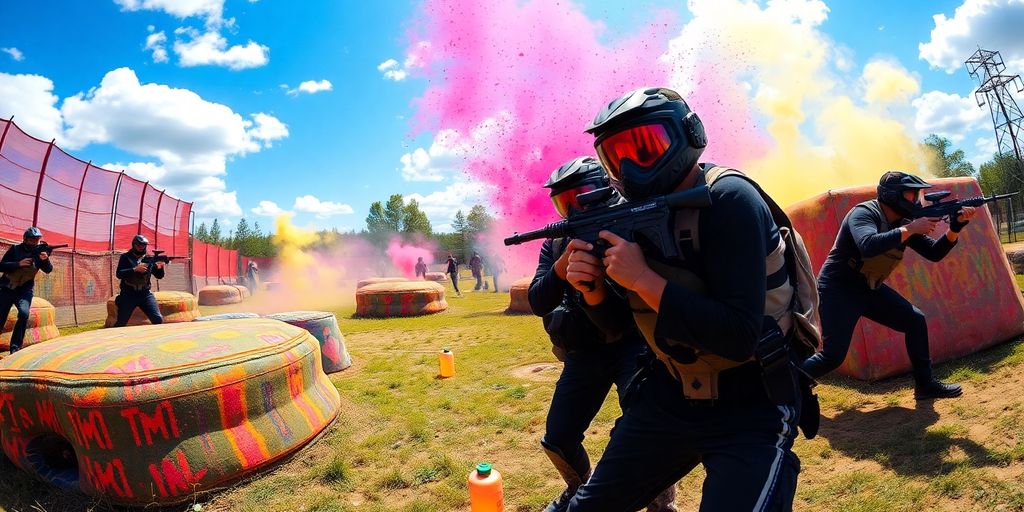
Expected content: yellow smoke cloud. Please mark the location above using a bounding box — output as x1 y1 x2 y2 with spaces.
669 0 932 206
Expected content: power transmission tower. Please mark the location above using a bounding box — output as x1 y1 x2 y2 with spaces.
966 48 1024 176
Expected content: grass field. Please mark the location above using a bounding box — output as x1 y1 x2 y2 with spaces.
2 275 1024 511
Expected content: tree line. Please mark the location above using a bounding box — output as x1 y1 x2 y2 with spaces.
192 196 494 261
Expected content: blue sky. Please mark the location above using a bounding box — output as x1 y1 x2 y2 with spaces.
2 0 1022 234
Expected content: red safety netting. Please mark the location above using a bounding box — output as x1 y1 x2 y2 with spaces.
0 118 203 326
192 239 238 289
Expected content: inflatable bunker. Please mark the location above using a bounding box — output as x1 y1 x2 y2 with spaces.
787 177 1024 380
263 311 352 373
424 272 447 282
104 291 200 328
0 319 341 505
506 277 532 314
197 285 247 306
2 297 59 351
356 277 407 289
194 312 261 322
355 281 447 318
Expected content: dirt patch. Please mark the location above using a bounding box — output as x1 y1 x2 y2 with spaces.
511 362 563 382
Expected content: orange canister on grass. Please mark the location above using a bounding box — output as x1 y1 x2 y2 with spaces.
439 348 455 378
468 462 504 512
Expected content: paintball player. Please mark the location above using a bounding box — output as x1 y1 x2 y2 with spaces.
415 256 428 279
246 260 259 295
0 227 54 354
470 252 484 290
530 156 677 512
800 171 976 400
446 253 462 296
113 234 165 327
564 87 803 511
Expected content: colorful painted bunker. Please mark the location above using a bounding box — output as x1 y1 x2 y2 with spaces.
355 281 447 318
1 297 59 351
197 285 248 306
506 277 532 314
0 319 341 505
787 177 1024 380
104 291 200 327
356 277 408 289
194 312 261 322
263 311 352 373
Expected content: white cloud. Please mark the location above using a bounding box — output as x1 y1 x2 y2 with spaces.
2 48 24 61
145 30 169 63
912 90 988 142
173 28 269 70
251 200 290 217
406 180 492 228
298 79 332 94
114 0 224 26
0 72 63 141
103 160 167 182
292 195 354 218
284 79 333 96
975 135 997 155
398 115 513 182
919 0 1024 73
378 59 408 81
54 67 286 215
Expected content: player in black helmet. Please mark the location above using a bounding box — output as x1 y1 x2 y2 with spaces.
530 156 677 512
113 234 165 327
0 227 55 354
800 170 976 400
564 87 807 511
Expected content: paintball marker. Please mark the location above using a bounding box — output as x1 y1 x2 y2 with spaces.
30 242 68 258
910 190 1018 221
504 185 712 260
142 250 186 268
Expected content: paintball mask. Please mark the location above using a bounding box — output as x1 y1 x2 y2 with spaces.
877 171 932 218
544 156 614 218
586 87 706 200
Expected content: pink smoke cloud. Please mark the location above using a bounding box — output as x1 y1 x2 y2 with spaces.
405 1 770 278
386 237 436 278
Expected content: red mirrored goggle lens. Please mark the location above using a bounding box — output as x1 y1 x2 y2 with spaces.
596 124 672 179
551 183 600 218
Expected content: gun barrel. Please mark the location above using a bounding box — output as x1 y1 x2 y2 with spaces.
504 224 565 246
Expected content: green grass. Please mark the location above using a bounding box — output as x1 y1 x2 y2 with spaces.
5 275 1024 511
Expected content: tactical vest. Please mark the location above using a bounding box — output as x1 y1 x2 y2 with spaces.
122 253 152 291
1 266 39 289
629 166 820 400
847 200 905 290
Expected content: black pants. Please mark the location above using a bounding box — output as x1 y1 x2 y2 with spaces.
473 271 483 290
449 272 460 294
800 282 932 383
113 290 163 327
544 338 646 477
0 286 32 352
567 361 800 511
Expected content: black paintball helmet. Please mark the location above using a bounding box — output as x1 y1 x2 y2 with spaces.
586 87 707 200
23 226 42 239
877 171 931 217
544 156 615 218
132 234 150 247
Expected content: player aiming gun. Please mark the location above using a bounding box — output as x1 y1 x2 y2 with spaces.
141 250 185 270
504 184 712 260
28 242 69 258
909 190 1017 221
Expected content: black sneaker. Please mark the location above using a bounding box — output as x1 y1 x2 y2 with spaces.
914 379 962 400
543 487 576 512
